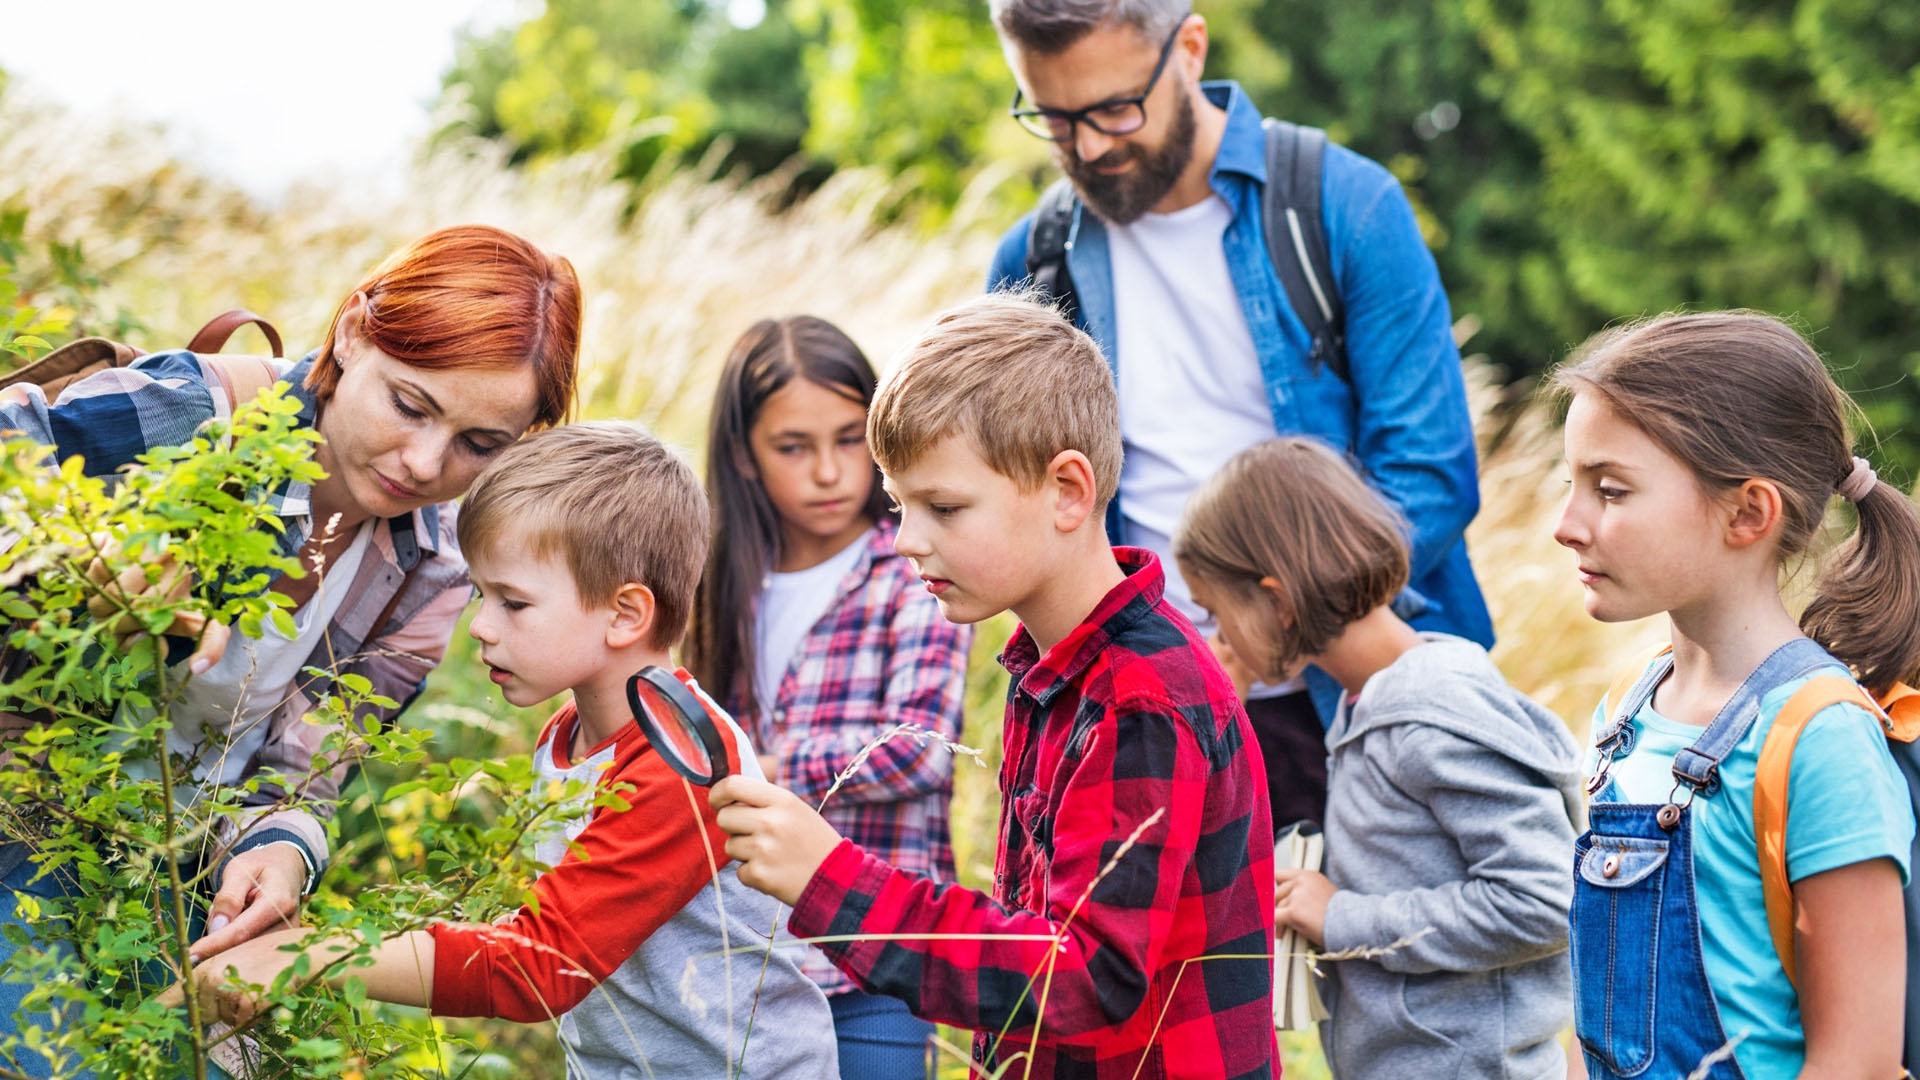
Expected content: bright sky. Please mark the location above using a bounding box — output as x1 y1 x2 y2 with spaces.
0 0 524 201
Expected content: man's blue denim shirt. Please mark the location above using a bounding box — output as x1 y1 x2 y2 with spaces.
990 81 1494 719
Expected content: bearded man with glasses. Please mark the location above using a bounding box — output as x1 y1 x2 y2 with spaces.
987 0 1494 837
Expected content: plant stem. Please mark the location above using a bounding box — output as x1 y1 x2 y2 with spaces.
151 661 209 1080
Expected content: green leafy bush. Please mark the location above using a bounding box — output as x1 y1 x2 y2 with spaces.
0 395 612 1079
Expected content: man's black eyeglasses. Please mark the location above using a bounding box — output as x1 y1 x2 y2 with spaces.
1009 20 1185 144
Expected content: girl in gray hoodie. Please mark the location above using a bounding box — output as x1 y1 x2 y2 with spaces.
1175 436 1582 1080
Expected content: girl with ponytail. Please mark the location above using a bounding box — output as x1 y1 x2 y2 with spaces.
1554 311 1920 1079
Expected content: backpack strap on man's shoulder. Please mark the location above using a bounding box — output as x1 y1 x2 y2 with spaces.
1025 178 1081 322
1261 118 1347 383
1754 674 1886 988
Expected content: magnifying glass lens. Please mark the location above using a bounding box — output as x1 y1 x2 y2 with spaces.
632 677 714 775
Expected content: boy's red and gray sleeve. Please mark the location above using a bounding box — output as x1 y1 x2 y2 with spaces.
779 582 973 805
426 756 729 1021
786 699 1207 1042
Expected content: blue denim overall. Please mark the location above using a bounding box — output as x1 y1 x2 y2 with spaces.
1573 638 1837 1079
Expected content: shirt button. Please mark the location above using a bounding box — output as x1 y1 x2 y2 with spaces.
1602 854 1621 879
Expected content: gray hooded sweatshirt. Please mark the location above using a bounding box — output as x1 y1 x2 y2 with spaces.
1317 634 1581 1080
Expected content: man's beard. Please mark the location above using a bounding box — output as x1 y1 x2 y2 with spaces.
1056 89 1196 225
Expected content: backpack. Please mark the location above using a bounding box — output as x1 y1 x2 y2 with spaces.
0 309 285 413
1024 118 1349 382
1602 647 1920 1073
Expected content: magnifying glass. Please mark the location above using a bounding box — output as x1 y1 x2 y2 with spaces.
626 666 731 786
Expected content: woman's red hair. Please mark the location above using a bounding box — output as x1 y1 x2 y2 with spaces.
307 225 581 427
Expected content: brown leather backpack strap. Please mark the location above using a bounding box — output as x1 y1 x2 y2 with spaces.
0 337 141 393
202 354 285 415
187 310 284 358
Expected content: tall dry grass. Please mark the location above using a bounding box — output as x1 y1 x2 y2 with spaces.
0 86 1659 1077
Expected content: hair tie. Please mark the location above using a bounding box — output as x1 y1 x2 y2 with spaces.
1838 455 1877 503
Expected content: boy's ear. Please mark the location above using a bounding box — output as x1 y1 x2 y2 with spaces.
1724 478 1785 550
1046 449 1101 533
606 582 659 649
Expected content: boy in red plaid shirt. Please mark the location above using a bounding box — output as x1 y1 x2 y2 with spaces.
711 293 1277 1078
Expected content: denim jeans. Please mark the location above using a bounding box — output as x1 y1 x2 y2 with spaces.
0 844 229 1079
830 990 935 1079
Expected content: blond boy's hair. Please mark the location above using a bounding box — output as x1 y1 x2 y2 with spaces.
868 291 1121 507
458 421 709 649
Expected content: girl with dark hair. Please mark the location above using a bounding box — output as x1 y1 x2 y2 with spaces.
685 316 970 1077
1555 311 1920 1079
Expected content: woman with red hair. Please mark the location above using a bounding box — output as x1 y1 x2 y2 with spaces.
0 224 581 1069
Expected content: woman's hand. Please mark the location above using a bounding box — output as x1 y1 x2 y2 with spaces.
187 844 307 960
1274 867 1337 947
710 775 844 906
82 539 229 674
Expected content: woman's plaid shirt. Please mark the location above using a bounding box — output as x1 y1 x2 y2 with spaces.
788 549 1278 1078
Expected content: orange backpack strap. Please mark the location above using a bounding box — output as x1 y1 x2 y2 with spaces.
1753 674 1885 988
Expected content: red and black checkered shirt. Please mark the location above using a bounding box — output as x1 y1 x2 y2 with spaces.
789 548 1278 1078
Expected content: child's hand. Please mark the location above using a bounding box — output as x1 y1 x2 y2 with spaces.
710 775 844 906
1274 868 1336 947
160 926 311 1027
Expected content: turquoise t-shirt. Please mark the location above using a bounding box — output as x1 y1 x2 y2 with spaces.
1588 665 1915 1079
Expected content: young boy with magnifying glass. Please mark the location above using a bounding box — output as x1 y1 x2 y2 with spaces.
171 422 838 1078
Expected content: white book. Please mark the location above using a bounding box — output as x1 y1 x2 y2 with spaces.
1273 822 1329 1031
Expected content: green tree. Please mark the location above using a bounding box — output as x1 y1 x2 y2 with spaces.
1463 0 1920 473
793 0 1040 210
1209 0 1558 376
438 0 818 183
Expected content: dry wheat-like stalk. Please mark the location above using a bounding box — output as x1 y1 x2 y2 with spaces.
816 721 986 812
1683 1032 1748 1080
1303 926 1437 975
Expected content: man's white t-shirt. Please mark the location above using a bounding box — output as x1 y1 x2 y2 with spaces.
1109 194 1298 693
752 528 870 719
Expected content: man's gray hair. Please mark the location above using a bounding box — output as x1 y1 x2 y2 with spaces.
990 0 1189 53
